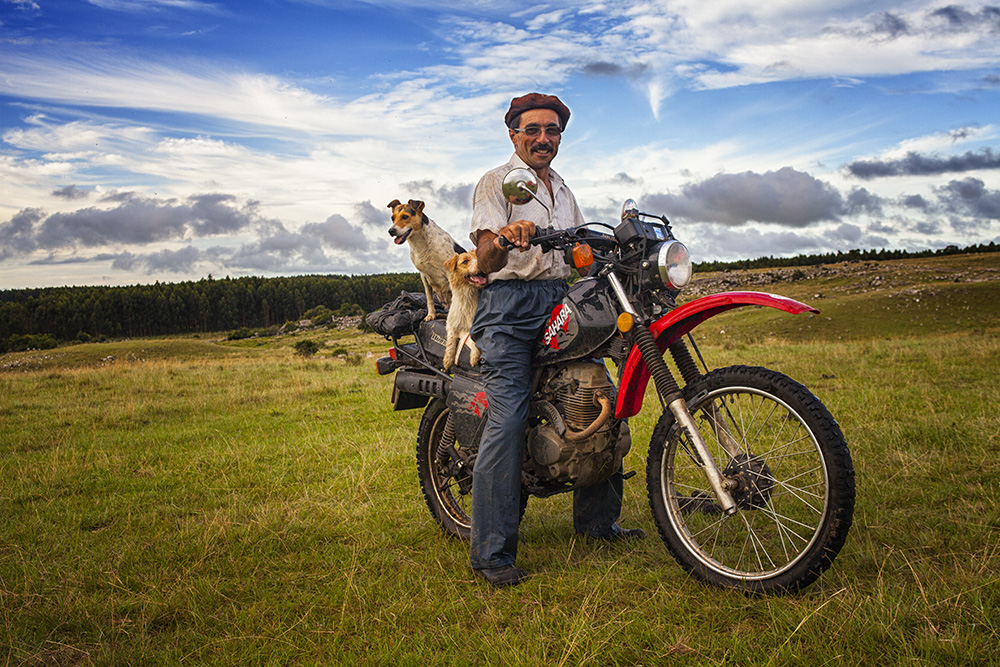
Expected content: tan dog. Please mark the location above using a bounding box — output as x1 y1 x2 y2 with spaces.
442 250 486 371
387 199 464 321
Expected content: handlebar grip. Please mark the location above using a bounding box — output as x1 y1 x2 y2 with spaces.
497 235 513 249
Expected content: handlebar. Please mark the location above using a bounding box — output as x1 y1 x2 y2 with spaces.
496 226 614 252
495 228 563 251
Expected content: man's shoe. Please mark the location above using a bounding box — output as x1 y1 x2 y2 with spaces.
583 524 647 542
474 565 528 588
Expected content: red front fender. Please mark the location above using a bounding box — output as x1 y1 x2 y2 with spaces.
614 291 819 418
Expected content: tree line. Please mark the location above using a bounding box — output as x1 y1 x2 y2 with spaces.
694 241 998 273
2 241 996 354
1 273 421 353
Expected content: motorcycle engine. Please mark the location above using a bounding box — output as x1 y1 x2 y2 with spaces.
524 359 631 496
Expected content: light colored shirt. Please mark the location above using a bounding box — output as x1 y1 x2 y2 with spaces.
470 154 586 282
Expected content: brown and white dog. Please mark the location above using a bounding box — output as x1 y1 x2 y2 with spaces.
387 199 464 321
442 250 486 371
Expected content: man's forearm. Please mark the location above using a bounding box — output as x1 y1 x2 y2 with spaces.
475 230 509 275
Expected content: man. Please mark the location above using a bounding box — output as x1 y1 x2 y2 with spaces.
468 93 644 588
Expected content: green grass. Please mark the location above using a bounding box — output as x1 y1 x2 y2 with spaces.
2 254 999 666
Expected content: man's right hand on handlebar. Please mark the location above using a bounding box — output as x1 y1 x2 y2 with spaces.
495 219 536 250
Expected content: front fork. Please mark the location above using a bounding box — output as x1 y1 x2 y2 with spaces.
608 274 738 515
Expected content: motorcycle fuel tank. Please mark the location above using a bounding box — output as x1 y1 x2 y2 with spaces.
534 278 618 366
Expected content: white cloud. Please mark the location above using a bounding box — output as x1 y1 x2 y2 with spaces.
881 125 998 160
4 0 40 10
85 0 221 12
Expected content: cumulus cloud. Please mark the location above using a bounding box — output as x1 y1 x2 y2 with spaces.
928 5 1000 31
355 201 390 229
34 194 258 250
846 147 1000 179
301 214 372 252
900 194 931 211
52 185 91 200
936 177 1000 220
398 179 475 211
110 246 203 273
0 183 392 277
0 194 260 256
0 208 45 259
647 167 844 227
846 187 884 216
212 210 377 274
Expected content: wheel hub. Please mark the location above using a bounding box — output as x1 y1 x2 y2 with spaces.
723 453 774 510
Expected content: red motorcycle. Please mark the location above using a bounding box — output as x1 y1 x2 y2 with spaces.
372 169 854 593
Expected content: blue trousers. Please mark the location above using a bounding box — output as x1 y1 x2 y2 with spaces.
468 279 625 570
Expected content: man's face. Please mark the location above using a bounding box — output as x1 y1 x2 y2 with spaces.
509 108 562 171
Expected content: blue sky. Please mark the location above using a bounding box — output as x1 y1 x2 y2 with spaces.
1 0 998 289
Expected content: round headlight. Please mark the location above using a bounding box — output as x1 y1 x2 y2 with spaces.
657 240 692 289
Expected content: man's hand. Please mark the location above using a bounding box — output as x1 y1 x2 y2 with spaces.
475 220 536 275
497 219 536 250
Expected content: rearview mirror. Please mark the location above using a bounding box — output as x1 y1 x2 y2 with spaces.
501 169 552 224
501 168 538 205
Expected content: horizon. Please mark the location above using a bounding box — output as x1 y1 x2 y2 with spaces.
2 0 998 290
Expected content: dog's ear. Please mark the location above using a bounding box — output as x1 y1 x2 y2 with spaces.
408 200 425 215
387 199 401 210
444 253 459 271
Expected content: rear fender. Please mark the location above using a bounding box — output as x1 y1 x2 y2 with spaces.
615 291 818 418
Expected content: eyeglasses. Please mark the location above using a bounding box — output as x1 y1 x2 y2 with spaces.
512 125 562 138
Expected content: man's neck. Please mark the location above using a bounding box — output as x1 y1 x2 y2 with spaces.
535 166 553 196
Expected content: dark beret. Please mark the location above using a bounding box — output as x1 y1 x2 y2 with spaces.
504 93 571 129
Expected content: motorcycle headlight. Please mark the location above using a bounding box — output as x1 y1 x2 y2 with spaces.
656 240 692 289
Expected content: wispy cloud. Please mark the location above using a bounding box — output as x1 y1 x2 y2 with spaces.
85 0 222 12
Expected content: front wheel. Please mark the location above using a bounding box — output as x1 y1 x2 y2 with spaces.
647 365 854 593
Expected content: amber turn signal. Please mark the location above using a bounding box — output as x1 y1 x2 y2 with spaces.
572 243 593 271
617 312 634 333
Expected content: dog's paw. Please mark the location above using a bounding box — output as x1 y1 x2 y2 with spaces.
424 313 436 322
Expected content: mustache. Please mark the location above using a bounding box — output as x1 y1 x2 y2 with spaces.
531 143 554 152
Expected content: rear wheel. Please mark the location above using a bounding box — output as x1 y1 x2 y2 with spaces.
417 399 473 539
416 399 528 540
646 365 854 593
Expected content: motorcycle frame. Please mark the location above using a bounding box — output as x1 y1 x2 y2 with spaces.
615 290 819 419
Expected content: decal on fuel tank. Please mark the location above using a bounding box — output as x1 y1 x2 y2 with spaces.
542 304 572 350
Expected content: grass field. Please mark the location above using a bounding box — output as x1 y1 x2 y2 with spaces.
2 253 999 666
